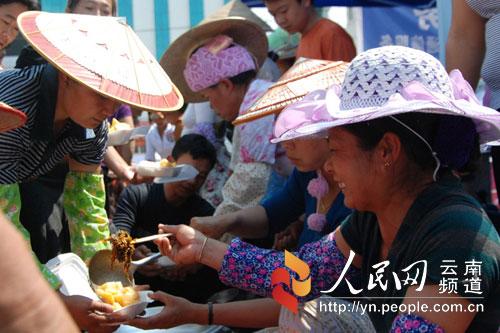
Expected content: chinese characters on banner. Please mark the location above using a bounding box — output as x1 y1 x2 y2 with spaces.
362 7 439 58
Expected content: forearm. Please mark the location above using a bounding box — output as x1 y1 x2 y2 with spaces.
199 237 229 271
226 205 269 239
104 146 134 180
216 299 280 328
445 0 485 89
185 298 280 328
63 171 111 261
0 214 78 332
217 234 360 299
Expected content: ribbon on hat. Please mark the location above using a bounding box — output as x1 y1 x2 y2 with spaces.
273 89 333 141
399 69 480 108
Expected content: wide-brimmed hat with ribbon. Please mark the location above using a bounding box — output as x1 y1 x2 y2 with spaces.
18 11 183 112
160 17 268 103
0 102 26 132
298 46 500 145
234 58 348 125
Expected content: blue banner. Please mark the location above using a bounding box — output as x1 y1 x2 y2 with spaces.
362 6 439 58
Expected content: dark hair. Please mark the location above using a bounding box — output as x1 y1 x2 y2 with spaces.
66 0 117 16
343 113 479 181
172 134 217 169
229 69 257 86
0 0 39 10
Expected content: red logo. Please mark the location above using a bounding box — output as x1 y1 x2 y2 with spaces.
271 251 311 314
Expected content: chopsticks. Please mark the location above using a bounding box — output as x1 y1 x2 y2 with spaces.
132 233 173 244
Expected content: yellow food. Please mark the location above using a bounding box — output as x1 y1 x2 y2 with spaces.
95 281 139 310
159 159 176 168
108 118 132 133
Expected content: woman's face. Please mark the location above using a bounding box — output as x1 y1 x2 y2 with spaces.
281 137 329 172
0 3 28 51
61 77 118 128
324 127 378 210
200 83 242 122
69 0 113 16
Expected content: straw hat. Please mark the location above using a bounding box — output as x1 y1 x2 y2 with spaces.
160 17 268 103
17 11 183 112
233 58 348 125
0 102 26 132
201 0 272 32
298 46 500 145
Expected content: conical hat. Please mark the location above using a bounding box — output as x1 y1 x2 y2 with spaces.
233 58 349 125
200 0 272 32
18 11 183 112
160 17 268 103
0 102 26 132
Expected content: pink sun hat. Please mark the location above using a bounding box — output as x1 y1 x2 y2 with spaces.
297 46 500 145
270 88 337 144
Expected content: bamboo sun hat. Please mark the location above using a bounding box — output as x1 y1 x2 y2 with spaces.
233 58 348 125
17 11 183 112
160 17 268 103
297 46 500 146
0 102 26 132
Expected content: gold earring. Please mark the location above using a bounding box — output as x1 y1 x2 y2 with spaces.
384 161 391 167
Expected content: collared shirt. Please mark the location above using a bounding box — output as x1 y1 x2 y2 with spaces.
0 64 107 184
144 123 176 161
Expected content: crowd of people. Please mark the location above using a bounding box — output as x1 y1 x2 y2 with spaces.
0 0 498 332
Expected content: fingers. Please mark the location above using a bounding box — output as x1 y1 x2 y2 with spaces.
89 300 115 314
158 224 181 234
133 284 150 291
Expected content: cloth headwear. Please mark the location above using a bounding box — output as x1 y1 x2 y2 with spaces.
184 35 256 93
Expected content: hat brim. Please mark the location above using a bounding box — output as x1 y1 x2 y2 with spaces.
0 102 26 132
298 97 500 145
160 17 268 103
233 59 348 125
18 11 184 112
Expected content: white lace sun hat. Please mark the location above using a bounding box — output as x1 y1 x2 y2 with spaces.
297 46 500 145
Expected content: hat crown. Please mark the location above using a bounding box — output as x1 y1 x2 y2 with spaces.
339 46 453 110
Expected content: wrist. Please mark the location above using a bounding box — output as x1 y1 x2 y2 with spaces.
189 302 209 325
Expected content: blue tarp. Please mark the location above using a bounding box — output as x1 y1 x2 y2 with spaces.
242 0 436 8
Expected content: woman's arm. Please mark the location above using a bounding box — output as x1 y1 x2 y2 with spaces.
391 285 474 332
128 292 280 330
190 205 270 239
64 159 110 261
156 224 361 301
0 213 79 333
446 0 486 89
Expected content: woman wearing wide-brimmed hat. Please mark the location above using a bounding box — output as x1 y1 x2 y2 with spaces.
135 46 499 332
0 10 182 331
161 18 286 219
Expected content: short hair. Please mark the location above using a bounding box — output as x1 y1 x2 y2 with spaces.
0 0 39 10
172 134 217 169
66 0 117 16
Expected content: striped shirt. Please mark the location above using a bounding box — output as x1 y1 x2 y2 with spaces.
466 0 500 109
0 64 107 184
